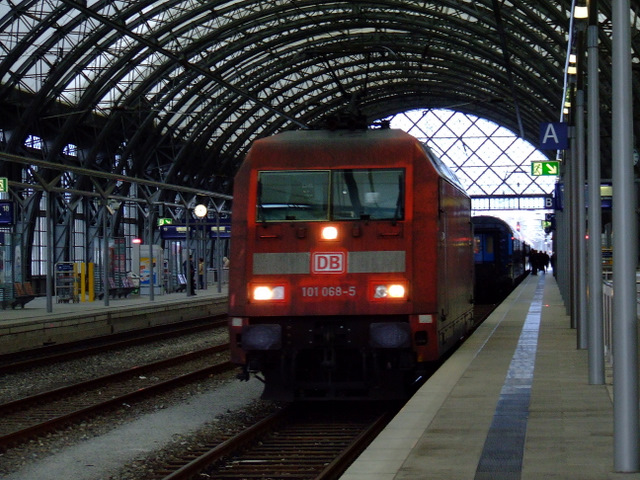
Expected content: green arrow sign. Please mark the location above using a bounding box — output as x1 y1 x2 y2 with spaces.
157 217 173 226
531 161 559 176
0 177 7 193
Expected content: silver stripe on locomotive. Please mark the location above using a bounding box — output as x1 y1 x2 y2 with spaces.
253 251 406 274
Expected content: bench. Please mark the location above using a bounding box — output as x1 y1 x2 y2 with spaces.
119 277 137 298
98 278 126 300
11 282 36 309
107 278 136 298
97 277 138 300
107 278 120 298
175 273 187 293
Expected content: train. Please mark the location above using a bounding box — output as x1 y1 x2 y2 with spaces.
228 127 475 400
471 215 530 303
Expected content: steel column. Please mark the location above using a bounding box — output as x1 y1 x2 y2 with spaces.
586 19 604 384
612 0 638 471
569 128 578 328
575 89 587 349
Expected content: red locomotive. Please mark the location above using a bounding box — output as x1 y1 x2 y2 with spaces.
229 127 474 400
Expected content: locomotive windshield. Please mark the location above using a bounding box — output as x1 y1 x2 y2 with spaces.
257 168 404 222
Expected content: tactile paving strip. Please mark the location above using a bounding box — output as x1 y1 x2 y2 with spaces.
474 275 545 480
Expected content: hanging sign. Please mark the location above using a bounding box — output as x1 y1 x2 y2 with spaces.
539 122 569 150
531 161 560 176
0 201 14 225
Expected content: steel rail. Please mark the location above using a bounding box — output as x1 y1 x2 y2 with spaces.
0 317 226 374
158 405 395 480
0 345 232 452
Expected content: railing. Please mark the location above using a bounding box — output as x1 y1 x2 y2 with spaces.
206 267 229 285
602 280 614 366
602 273 640 367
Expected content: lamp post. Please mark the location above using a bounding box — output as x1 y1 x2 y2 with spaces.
147 202 155 301
215 211 222 293
194 204 207 292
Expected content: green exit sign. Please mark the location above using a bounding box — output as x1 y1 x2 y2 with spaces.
0 177 7 193
157 218 173 226
531 161 560 176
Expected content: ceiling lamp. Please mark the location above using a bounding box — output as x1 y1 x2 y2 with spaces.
574 4 588 19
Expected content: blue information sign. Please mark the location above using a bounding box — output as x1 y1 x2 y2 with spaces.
539 122 569 150
209 225 231 238
160 221 231 240
159 225 193 240
0 201 14 225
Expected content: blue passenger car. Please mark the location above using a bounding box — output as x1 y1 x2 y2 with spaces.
472 215 529 303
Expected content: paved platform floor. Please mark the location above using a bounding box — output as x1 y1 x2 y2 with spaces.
0 284 228 321
0 285 228 354
342 273 640 480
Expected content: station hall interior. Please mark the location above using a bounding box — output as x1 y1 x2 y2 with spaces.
1 0 640 472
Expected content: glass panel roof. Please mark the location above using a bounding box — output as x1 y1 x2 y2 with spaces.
0 1 638 196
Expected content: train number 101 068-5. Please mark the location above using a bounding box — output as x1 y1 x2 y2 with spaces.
301 286 356 298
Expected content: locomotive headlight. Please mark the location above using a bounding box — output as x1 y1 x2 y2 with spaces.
373 283 406 299
374 285 387 298
388 284 406 298
321 226 339 240
252 285 285 301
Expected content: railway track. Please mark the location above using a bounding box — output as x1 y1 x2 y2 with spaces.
0 316 227 374
146 403 397 480
0 344 234 452
1 305 497 475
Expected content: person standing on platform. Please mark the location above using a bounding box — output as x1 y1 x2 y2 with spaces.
542 251 550 273
198 257 205 289
530 249 539 275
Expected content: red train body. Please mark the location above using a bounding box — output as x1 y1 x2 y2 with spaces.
229 128 474 400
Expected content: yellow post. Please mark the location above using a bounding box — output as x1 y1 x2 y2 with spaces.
73 262 79 302
80 262 86 302
88 262 95 302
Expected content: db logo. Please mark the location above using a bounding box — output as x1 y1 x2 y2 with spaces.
312 252 346 274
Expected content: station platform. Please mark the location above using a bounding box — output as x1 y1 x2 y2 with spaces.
0 286 228 355
341 273 640 480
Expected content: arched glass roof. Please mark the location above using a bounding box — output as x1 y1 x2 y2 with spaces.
387 108 557 197
0 1 639 197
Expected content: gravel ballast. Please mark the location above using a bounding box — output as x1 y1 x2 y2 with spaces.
0 328 280 480
2 378 266 480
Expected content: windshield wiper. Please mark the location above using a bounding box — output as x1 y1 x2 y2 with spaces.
343 170 364 218
392 174 404 224
257 180 266 222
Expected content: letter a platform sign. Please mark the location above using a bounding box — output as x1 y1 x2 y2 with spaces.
539 122 568 150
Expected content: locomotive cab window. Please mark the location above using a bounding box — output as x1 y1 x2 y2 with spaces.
332 169 404 220
258 171 330 221
257 168 405 222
